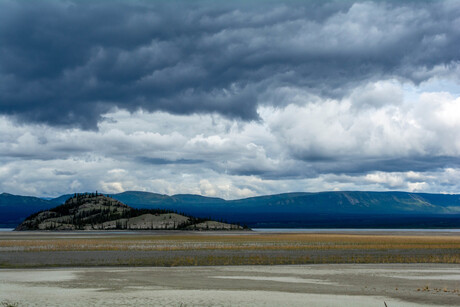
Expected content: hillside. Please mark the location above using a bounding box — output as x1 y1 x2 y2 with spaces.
0 193 55 227
15 193 244 231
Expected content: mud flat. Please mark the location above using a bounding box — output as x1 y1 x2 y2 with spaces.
0 264 459 306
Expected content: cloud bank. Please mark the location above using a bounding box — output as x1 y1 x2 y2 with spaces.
1 0 460 198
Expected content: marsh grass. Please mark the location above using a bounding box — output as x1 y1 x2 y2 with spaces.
1 234 460 252
1 234 460 266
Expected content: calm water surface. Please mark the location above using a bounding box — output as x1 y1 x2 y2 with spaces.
253 228 460 233
1 228 459 233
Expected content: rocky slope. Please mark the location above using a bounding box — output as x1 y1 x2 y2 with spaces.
15 193 244 231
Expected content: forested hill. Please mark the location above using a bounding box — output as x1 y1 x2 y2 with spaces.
15 193 244 231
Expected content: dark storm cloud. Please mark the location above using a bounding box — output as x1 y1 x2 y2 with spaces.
1 0 459 129
302 156 460 177
224 156 460 180
54 170 76 176
137 157 204 165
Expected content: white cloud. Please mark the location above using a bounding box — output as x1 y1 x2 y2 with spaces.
1 77 460 198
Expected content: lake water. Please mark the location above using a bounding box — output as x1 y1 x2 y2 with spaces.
252 228 460 233
1 227 460 233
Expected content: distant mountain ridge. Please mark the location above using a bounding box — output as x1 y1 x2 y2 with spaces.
0 193 55 227
1 191 460 228
112 191 460 228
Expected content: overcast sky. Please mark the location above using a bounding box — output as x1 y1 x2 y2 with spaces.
1 0 460 198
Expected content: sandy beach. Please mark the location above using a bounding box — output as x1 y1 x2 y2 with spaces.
1 264 459 306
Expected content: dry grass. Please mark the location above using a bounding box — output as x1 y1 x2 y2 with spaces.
1 233 460 266
2 233 460 252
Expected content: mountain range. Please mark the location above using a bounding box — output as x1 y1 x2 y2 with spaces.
2 191 460 228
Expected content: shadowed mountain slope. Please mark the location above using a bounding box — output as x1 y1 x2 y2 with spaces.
2 191 460 228
0 193 55 227
112 191 460 228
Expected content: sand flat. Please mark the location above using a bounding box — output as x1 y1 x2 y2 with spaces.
210 275 338 285
1 264 459 306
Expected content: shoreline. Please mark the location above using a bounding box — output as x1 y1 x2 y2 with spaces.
2 228 460 237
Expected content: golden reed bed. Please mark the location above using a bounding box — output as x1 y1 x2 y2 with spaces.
1 233 460 267
2 233 460 252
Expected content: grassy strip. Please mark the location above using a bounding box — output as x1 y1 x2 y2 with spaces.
2 234 460 252
2 234 460 267
1 253 459 269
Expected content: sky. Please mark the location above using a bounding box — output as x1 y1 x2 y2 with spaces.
1 0 460 198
